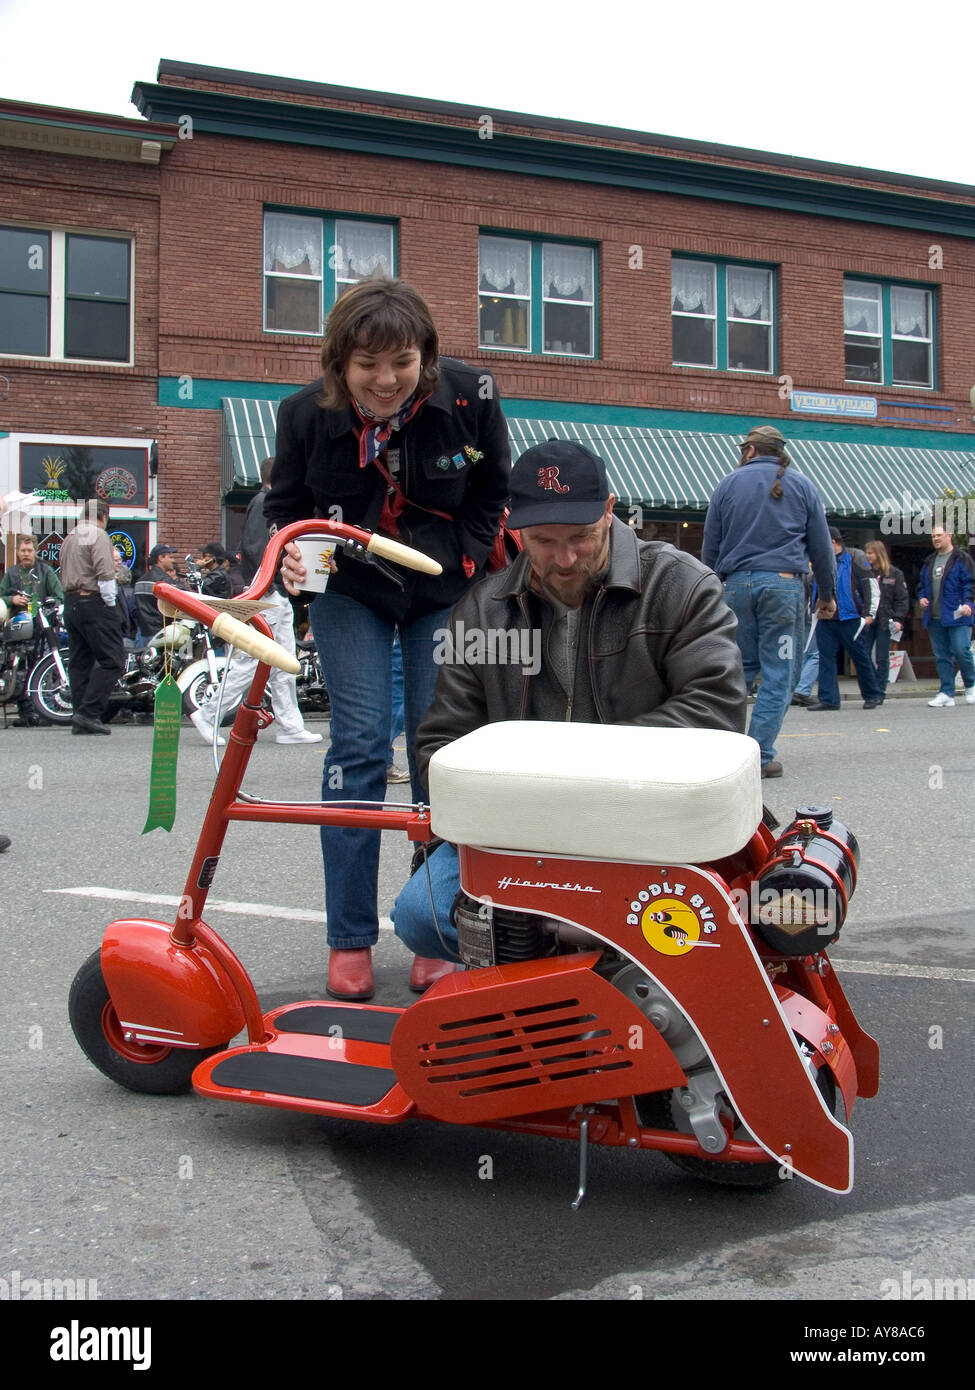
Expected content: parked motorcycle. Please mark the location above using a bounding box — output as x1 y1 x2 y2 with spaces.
29 559 245 726
0 596 69 724
294 633 330 715
69 522 879 1203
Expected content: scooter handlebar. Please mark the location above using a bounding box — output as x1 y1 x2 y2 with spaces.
154 585 299 674
211 611 300 674
241 519 442 601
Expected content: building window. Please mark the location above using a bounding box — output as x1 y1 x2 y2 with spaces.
844 278 934 388
671 257 774 373
263 211 395 335
478 234 595 356
0 226 131 363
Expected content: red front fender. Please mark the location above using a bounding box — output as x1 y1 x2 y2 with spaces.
101 919 246 1049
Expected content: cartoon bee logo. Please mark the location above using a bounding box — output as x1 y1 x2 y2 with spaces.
641 897 708 957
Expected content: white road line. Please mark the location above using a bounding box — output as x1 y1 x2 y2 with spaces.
45 888 975 979
45 885 394 932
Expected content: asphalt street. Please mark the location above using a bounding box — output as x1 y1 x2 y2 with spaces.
1 696 972 1328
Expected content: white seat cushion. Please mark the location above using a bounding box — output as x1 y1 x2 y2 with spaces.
429 722 762 864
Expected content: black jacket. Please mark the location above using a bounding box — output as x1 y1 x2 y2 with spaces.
265 359 510 622
875 564 909 624
415 518 747 783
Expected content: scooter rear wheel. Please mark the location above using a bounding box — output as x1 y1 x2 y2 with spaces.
638 1062 838 1189
69 950 227 1095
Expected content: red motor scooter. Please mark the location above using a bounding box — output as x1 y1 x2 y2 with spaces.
68 521 879 1204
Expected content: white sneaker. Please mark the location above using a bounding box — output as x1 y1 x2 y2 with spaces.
928 692 955 707
966 687 975 704
275 729 323 744
190 709 226 745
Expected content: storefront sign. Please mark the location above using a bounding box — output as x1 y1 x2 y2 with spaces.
110 530 136 566
35 532 64 566
789 390 877 418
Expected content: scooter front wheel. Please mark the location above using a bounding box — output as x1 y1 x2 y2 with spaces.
69 950 227 1095
28 653 74 725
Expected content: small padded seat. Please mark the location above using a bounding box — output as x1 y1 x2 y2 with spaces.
429 722 762 865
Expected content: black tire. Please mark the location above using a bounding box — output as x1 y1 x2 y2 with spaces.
638 1061 839 1189
179 664 242 725
28 653 74 725
68 949 227 1095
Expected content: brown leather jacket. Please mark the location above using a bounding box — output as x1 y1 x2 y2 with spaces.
416 518 747 782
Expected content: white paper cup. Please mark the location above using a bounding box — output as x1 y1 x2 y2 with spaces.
294 539 337 593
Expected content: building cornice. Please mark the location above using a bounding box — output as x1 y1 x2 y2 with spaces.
132 80 975 237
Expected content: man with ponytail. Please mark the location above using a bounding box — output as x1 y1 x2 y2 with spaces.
703 424 836 778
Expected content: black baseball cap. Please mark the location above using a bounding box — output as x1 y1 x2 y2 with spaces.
506 440 610 529
148 544 178 564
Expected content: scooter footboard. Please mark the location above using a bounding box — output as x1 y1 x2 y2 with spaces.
390 953 687 1123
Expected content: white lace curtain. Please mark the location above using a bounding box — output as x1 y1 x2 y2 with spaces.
727 267 770 321
672 260 715 314
891 287 929 337
543 244 592 300
844 283 881 335
479 237 531 295
335 221 392 281
264 213 322 276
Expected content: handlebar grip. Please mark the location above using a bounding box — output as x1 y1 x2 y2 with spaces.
366 534 443 575
211 612 301 674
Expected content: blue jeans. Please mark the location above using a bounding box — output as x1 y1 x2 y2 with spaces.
388 634 405 766
863 620 892 690
393 842 463 960
724 571 804 767
816 619 884 705
926 619 975 695
794 645 819 697
308 591 452 949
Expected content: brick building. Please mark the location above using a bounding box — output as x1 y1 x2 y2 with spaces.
4 61 975 670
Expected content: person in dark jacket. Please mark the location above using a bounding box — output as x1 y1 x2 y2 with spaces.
0 534 65 725
135 545 181 642
392 439 748 960
809 528 884 710
863 539 909 692
269 276 510 1001
196 542 244 598
919 524 975 706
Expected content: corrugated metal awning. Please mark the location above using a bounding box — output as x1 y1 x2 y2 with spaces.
220 398 975 516
508 417 975 518
221 398 280 490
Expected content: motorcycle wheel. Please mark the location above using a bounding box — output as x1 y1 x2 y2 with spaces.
68 950 227 1096
178 663 242 725
28 653 74 725
638 1059 839 1189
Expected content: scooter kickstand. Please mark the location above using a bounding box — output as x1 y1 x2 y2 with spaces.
571 1109 590 1211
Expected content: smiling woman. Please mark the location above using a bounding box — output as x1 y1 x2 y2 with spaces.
264 275 511 1002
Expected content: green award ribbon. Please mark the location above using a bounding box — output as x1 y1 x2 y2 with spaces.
142 674 182 833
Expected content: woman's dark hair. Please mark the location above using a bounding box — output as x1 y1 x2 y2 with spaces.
317 276 440 410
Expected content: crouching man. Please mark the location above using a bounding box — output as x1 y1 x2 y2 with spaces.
393 439 748 972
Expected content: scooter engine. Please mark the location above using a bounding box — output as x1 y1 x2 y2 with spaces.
452 893 557 967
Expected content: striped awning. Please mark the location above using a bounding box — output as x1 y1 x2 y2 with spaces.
221 398 280 489
220 397 975 517
507 418 975 519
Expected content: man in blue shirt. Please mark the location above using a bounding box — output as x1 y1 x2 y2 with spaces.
919 523 975 706
810 529 883 711
703 424 836 777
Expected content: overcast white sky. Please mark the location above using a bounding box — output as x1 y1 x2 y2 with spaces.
1 0 972 186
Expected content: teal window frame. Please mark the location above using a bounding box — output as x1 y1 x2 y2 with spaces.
843 276 936 390
478 231 598 358
262 209 397 336
671 255 776 374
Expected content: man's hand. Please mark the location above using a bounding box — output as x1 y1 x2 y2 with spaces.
862 615 874 625
11 593 28 609
814 599 837 619
919 597 929 609
959 604 973 618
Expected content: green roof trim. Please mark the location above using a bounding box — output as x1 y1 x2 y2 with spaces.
133 83 975 238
